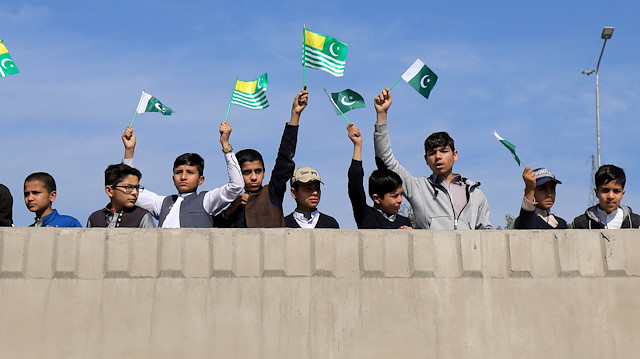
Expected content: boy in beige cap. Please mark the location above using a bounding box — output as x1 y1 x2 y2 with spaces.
285 166 339 228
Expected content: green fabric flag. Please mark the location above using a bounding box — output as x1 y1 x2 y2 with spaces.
136 91 174 115
494 131 521 166
401 58 438 99
330 89 365 114
0 40 20 77
230 73 269 110
302 28 348 77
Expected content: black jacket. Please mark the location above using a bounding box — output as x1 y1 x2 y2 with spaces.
285 212 340 228
573 205 640 229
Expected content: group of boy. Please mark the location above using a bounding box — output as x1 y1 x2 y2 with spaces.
1 88 637 230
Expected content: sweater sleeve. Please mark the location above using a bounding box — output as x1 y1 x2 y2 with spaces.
268 124 299 208
347 159 368 228
202 152 244 215
373 122 420 198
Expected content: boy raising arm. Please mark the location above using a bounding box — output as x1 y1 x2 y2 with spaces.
372 88 491 230
122 121 244 228
514 167 567 229
347 123 411 229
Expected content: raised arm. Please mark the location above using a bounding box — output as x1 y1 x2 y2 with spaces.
122 126 136 159
347 123 367 227
202 120 244 215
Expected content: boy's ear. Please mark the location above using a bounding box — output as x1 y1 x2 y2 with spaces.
198 176 205 186
372 193 382 204
105 186 114 199
48 190 57 203
453 149 459 162
290 187 297 200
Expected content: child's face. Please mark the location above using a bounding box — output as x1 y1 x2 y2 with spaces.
425 146 458 177
107 174 140 211
173 165 204 194
595 180 625 214
241 161 265 192
534 182 556 211
373 186 404 216
291 181 321 212
24 180 55 216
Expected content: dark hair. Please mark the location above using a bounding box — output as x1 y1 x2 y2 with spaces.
24 172 56 193
105 164 142 187
595 164 626 188
173 153 204 176
368 169 403 199
236 149 264 168
424 131 455 154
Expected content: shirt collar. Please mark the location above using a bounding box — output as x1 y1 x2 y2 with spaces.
293 209 319 223
374 207 397 222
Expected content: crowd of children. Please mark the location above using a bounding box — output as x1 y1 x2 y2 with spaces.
0 88 638 230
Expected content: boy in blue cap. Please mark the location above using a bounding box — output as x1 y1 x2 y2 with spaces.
515 167 567 229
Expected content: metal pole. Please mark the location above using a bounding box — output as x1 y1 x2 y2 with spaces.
594 36 609 169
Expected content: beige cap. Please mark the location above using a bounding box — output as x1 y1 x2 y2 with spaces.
290 166 323 186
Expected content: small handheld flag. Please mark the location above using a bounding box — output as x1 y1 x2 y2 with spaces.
302 28 348 78
0 39 20 77
230 73 269 110
323 88 351 124
493 131 522 166
330 89 365 115
392 58 438 99
130 90 174 126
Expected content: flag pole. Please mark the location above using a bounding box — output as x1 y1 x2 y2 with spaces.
224 78 237 122
323 88 351 124
389 77 402 90
302 25 307 88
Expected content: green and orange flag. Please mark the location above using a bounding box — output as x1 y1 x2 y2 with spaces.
0 39 20 77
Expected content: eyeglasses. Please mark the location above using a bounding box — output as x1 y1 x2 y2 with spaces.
111 185 144 194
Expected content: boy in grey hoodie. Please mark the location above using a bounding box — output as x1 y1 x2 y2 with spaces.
372 88 491 230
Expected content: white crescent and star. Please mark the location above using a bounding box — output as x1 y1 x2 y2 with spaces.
257 77 263 89
0 59 13 69
420 75 431 89
155 103 165 113
329 43 339 57
341 96 355 106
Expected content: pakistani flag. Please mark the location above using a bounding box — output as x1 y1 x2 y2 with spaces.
136 91 174 115
493 131 521 166
401 58 438 99
230 73 269 110
302 28 348 77
0 40 20 77
331 89 365 114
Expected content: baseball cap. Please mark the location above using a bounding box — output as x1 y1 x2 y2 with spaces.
290 166 323 186
534 167 562 187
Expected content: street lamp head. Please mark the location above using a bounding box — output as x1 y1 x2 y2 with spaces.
582 69 595 75
601 26 614 40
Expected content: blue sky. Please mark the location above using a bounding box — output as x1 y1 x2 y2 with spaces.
2 0 639 228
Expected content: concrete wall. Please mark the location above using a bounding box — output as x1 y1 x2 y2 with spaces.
1 228 639 358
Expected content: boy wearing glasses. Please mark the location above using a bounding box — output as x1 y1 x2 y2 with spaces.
87 163 155 228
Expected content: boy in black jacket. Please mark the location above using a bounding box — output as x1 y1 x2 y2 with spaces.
285 166 339 229
514 167 567 229
573 164 640 229
347 123 412 229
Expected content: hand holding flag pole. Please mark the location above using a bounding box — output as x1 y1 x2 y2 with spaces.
323 88 351 124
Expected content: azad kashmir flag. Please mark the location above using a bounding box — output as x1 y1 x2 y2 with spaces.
136 91 174 115
331 89 365 114
493 131 521 166
302 28 348 77
0 39 20 77
401 58 438 99
230 73 269 110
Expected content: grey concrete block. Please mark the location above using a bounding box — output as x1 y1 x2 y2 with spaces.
481 232 510 278
460 231 483 275
508 231 532 276
432 231 462 278
0 228 27 275
106 230 130 274
212 229 234 274
77 230 106 279
602 230 626 274
362 231 384 275
263 229 286 274
233 230 262 277
130 230 159 277
558 230 580 275
182 229 212 278
578 230 606 277
25 228 55 278
313 230 335 276
412 231 435 275
334 230 360 279
55 229 77 275
622 230 640 276
529 231 560 278
384 231 411 278
285 230 311 276
160 230 182 274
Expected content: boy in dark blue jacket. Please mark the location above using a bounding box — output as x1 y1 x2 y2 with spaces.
514 167 567 229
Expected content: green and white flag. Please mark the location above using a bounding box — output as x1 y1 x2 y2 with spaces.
401 58 438 99
493 131 521 166
330 89 365 114
136 91 174 115
0 39 20 77
302 28 348 77
230 73 269 110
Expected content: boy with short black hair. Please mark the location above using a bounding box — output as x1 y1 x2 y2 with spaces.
216 88 309 228
0 183 13 227
87 163 155 228
122 120 244 228
573 164 640 229
515 167 567 229
372 88 491 229
285 166 339 228
24 172 82 227
347 123 412 229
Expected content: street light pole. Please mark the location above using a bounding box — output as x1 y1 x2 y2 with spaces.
582 26 614 169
